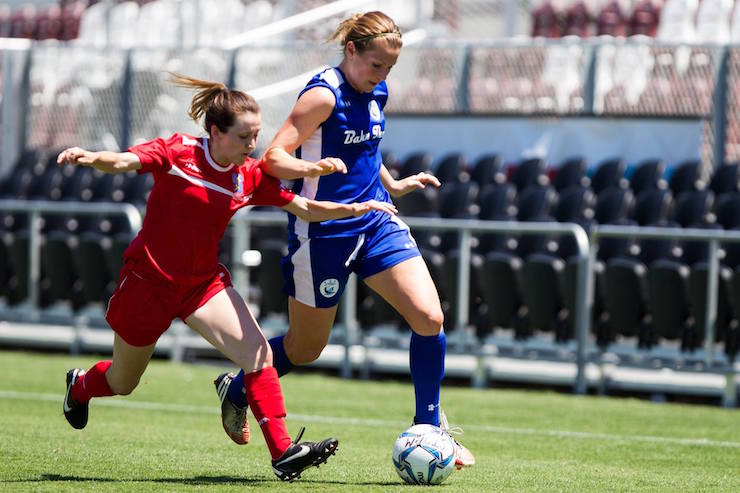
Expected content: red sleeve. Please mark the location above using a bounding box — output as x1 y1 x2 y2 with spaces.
248 165 295 207
127 134 179 174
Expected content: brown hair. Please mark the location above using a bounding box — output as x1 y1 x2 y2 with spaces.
169 73 260 135
328 11 402 53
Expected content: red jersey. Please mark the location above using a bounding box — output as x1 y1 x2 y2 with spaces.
124 133 295 285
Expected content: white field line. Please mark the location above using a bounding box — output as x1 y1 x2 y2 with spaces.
2 389 739 449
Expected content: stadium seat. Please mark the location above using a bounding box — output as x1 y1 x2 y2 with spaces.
631 188 673 226
708 163 740 195
470 153 504 187
476 183 517 254
695 0 733 44
34 4 62 40
40 229 82 309
563 1 595 37
657 0 698 42
434 153 468 184
672 189 715 227
604 257 652 345
715 192 740 229
480 251 526 336
510 157 547 191
60 166 96 202
91 172 128 202
596 0 630 37
124 172 153 206
256 239 288 318
689 262 734 349
629 159 666 196
553 185 594 223
74 231 115 305
668 159 704 195
531 1 563 38
9 4 36 38
590 157 626 194
629 0 662 37
443 250 487 334
647 258 691 343
680 222 722 266
552 157 588 191
522 253 569 340
3 228 29 305
636 219 681 265
594 187 634 224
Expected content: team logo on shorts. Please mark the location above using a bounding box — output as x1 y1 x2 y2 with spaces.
368 100 381 121
319 278 340 298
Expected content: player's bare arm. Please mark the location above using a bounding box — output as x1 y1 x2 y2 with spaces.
57 148 142 174
282 195 397 222
262 86 347 179
379 164 441 198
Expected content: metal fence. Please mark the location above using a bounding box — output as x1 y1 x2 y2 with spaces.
4 37 740 179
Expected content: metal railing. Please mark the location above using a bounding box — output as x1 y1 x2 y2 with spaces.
0 199 142 315
231 210 593 393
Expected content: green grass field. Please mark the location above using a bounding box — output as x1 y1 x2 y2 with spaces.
0 349 738 492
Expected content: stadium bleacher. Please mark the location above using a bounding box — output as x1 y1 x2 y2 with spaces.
1 0 739 404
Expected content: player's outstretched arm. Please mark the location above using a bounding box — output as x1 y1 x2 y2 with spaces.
262 86 347 179
57 147 142 174
282 196 396 222
379 164 441 198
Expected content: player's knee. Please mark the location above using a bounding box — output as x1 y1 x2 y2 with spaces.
413 308 444 336
285 343 324 365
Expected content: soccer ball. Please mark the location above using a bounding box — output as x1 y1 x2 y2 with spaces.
392 424 456 485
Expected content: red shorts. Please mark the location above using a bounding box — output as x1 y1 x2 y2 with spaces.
105 259 233 347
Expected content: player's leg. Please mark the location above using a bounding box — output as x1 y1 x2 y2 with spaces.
64 334 156 429
364 257 475 468
186 286 338 480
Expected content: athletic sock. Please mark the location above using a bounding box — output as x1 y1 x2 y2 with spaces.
242 366 292 459
71 360 114 404
409 330 446 427
228 335 294 407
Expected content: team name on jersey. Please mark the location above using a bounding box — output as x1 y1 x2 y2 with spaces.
343 124 384 145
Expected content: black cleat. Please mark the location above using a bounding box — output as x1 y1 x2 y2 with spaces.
63 368 88 429
272 427 338 482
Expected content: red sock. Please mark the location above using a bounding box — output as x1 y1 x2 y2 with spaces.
243 366 292 460
72 360 114 404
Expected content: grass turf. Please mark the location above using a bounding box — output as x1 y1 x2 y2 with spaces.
0 349 738 492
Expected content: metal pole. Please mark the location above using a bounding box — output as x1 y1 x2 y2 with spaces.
232 220 249 296
574 235 595 395
455 229 472 333
341 273 358 379
27 209 41 312
704 239 719 366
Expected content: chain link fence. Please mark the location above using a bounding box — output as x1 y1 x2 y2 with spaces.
4 37 740 171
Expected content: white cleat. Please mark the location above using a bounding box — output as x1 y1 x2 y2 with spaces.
440 409 475 469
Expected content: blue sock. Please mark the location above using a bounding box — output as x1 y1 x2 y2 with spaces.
409 330 446 427
226 335 294 408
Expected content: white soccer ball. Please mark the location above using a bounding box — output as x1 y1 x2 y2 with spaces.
392 424 456 485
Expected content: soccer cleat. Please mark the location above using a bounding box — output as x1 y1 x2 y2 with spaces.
63 368 88 430
272 427 339 482
214 372 250 445
439 409 476 469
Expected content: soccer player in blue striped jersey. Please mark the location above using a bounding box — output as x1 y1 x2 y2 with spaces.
215 10 474 468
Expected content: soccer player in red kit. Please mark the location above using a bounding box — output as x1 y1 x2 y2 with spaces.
56 74 396 482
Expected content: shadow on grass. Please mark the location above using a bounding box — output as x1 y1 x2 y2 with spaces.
1 474 399 487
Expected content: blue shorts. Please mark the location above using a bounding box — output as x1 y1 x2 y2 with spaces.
282 215 420 308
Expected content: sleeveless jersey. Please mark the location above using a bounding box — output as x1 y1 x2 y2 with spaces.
126 133 294 285
289 67 392 239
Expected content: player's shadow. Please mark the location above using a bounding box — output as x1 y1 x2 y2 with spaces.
31 474 399 487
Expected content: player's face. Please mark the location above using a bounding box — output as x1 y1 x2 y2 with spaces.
211 111 261 165
345 41 401 93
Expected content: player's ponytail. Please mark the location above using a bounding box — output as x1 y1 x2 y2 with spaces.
170 73 260 135
328 11 402 53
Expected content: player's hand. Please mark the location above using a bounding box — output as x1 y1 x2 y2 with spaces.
309 157 347 177
351 200 397 217
389 172 441 197
56 147 88 166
